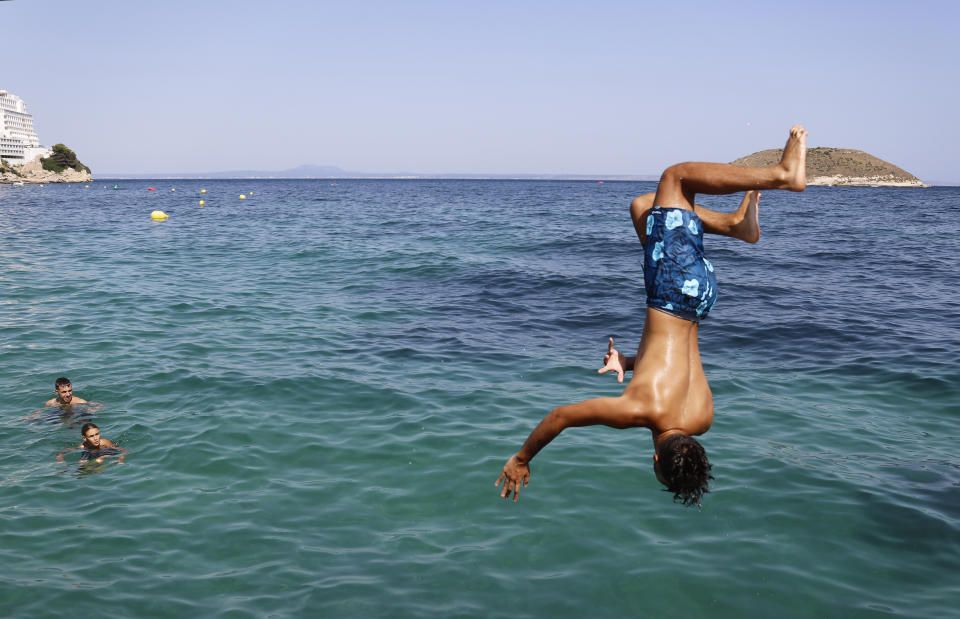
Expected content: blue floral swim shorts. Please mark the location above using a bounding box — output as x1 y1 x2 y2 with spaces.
643 207 717 322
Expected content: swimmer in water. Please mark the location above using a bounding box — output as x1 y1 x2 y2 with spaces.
34 376 103 418
56 422 127 465
44 376 103 411
496 125 808 506
45 377 88 407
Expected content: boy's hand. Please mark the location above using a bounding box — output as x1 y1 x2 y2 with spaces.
495 454 531 502
597 337 625 383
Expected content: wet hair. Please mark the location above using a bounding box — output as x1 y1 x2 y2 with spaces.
658 434 713 507
81 422 99 438
55 377 71 389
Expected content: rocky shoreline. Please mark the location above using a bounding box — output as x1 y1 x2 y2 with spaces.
1 155 93 184
807 174 928 187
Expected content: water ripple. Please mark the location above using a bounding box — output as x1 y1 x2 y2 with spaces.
1 180 957 617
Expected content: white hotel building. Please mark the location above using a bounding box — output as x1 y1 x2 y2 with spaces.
0 90 52 164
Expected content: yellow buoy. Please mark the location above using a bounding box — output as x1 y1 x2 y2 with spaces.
200 189 207 194
171 188 176 192
248 191 254 196
239 194 246 200
199 200 205 207
150 210 169 220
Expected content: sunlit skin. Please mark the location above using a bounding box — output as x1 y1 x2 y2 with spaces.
56 426 127 464
28 379 104 419
45 383 88 408
631 189 762 247
82 426 103 450
496 126 807 502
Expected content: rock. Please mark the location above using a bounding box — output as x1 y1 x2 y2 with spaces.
0 155 93 184
806 174 927 187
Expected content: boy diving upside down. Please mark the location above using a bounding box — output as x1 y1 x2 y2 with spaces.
496 126 808 506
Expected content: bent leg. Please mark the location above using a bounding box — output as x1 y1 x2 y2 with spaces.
631 190 761 244
653 125 807 209
696 190 760 243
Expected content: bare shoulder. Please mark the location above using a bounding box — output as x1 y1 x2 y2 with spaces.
44 398 57 406
101 438 117 447
73 397 89 404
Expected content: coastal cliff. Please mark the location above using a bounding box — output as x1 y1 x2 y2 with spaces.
732 147 927 187
1 143 93 184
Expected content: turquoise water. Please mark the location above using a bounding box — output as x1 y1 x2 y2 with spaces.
1 179 957 617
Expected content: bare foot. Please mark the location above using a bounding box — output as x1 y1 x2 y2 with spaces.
779 125 807 191
731 190 761 243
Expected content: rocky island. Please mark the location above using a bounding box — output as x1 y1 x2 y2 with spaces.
732 147 927 187
1 143 93 184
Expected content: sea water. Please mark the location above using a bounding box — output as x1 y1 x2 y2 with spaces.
1 179 957 617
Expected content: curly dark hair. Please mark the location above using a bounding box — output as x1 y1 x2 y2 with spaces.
657 434 713 507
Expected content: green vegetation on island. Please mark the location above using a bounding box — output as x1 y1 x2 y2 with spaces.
40 143 91 174
1 143 93 183
732 147 925 186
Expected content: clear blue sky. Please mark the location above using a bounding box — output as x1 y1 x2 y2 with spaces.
3 0 959 181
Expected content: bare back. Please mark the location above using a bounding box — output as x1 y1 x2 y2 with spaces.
623 308 713 439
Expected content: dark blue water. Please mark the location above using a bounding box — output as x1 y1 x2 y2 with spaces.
1 179 957 617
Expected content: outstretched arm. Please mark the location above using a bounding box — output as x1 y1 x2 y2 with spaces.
24 408 46 420
56 445 81 462
495 395 651 501
100 439 128 464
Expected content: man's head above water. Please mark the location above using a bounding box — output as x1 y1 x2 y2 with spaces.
54 377 74 404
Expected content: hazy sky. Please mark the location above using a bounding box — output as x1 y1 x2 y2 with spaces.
3 0 959 181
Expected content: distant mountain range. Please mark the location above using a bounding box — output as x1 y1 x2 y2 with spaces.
99 164 659 181
98 156 954 185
